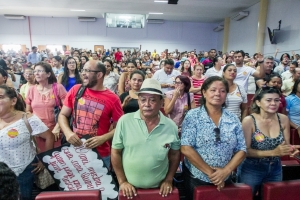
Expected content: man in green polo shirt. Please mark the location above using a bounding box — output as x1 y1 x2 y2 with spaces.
111 78 180 199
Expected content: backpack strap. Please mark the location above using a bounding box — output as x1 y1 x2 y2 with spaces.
72 85 86 128
187 92 191 110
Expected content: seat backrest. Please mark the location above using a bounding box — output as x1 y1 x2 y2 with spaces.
119 187 179 200
194 183 252 200
290 128 300 145
263 180 300 200
35 190 101 200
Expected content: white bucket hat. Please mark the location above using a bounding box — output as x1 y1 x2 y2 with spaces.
135 78 165 97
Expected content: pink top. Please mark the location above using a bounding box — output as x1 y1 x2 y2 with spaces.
191 76 205 107
26 84 67 151
166 90 194 127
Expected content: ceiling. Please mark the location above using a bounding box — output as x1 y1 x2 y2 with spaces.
0 0 260 23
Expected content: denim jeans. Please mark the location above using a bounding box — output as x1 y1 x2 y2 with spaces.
237 157 282 198
17 157 38 200
102 155 111 170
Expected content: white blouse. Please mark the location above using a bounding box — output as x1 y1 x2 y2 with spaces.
0 115 48 176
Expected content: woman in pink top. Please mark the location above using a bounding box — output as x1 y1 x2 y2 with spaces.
190 64 206 107
164 75 196 127
26 62 67 152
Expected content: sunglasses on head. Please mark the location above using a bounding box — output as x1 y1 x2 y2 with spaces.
214 128 221 143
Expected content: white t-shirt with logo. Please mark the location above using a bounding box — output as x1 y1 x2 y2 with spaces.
234 66 256 93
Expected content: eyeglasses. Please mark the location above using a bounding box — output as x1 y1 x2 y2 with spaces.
104 65 111 68
214 128 221 143
81 69 101 73
24 73 33 76
174 81 183 85
33 70 45 74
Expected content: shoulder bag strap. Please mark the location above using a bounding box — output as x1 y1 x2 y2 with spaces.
52 83 60 107
187 92 191 110
73 85 86 128
22 113 39 153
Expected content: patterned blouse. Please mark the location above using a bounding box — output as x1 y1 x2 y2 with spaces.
181 106 247 183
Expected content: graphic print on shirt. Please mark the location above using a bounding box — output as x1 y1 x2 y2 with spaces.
74 97 105 137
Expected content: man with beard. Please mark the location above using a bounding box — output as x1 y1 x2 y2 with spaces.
58 60 123 168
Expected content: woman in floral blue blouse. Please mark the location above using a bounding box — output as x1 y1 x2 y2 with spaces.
181 76 247 200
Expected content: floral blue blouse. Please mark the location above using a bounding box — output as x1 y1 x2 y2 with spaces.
181 106 246 183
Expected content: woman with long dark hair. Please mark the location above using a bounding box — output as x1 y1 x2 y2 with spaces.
58 57 82 91
238 87 298 199
80 55 89 70
118 59 137 95
164 75 195 127
0 85 54 200
181 60 192 77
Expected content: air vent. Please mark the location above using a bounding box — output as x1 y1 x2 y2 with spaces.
213 25 224 32
4 15 26 20
168 0 179 4
147 19 164 24
231 11 249 21
78 17 96 22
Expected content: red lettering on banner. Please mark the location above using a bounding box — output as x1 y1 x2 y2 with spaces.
49 161 62 172
51 152 66 166
72 180 82 190
63 166 75 179
62 175 76 191
71 160 83 173
79 154 89 165
81 172 94 189
88 167 103 187
63 148 74 160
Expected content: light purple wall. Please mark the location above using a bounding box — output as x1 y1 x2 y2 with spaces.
0 16 221 53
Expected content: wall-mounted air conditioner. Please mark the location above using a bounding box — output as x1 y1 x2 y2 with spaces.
78 17 96 22
231 11 249 21
147 19 164 24
4 15 26 20
213 25 224 32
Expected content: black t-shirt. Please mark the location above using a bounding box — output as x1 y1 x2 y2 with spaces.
119 92 139 114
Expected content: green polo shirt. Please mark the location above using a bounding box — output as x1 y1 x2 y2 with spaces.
112 110 180 188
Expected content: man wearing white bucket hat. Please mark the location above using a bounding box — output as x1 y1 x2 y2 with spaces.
111 78 180 199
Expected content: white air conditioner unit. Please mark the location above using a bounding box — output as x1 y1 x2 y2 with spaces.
78 17 96 22
4 14 26 20
231 11 249 21
213 25 224 32
147 19 164 24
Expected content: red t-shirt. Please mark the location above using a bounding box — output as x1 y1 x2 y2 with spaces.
64 84 123 157
114 51 123 62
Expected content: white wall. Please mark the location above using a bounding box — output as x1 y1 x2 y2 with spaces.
0 16 221 53
225 0 300 56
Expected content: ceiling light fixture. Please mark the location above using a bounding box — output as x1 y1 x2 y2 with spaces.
70 9 85 12
149 12 163 15
154 1 168 3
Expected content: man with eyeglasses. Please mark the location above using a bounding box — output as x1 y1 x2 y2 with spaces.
58 60 123 169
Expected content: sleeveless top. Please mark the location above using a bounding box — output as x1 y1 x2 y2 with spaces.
250 114 284 151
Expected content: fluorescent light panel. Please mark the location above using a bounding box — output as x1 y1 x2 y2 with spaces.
154 1 168 3
149 12 163 15
70 9 85 12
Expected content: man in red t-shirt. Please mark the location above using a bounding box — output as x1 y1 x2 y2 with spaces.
114 48 123 62
59 60 123 168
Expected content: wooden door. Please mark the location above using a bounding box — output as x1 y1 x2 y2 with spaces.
38 45 47 51
94 45 104 53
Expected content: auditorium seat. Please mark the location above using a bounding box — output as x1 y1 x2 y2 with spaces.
290 128 300 145
119 187 179 200
281 158 300 181
194 183 252 200
35 190 101 200
263 180 300 200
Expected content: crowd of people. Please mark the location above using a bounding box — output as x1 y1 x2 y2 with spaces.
0 45 300 200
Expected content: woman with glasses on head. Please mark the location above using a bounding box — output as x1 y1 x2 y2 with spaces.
120 70 145 114
237 87 298 199
20 68 35 100
118 59 137 95
103 59 120 94
223 64 248 121
164 75 195 127
0 85 54 200
181 76 247 200
190 64 206 107
58 57 82 92
26 62 67 151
